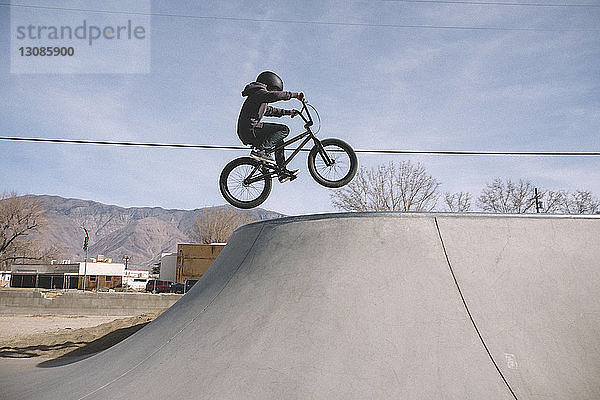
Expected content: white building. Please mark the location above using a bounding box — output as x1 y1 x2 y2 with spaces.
78 261 125 290
123 269 149 291
0 271 11 287
159 253 177 282
78 261 125 276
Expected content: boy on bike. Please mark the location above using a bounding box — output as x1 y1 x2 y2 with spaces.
237 71 304 183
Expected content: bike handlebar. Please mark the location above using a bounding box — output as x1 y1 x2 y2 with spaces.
297 98 313 128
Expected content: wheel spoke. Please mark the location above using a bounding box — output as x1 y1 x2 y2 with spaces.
315 145 351 182
227 163 266 202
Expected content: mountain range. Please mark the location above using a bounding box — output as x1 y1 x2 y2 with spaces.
27 195 283 269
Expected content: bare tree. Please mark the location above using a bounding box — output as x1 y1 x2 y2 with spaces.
521 188 598 214
192 207 257 244
444 192 472 212
477 179 599 215
538 190 567 213
477 178 537 213
562 190 599 214
331 161 440 212
0 193 50 267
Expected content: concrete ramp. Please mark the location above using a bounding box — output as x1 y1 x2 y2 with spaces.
437 216 600 399
1 214 598 399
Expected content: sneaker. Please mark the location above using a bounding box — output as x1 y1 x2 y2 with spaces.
278 168 300 183
250 149 276 165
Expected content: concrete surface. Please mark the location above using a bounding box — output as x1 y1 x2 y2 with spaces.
0 290 182 316
0 213 598 399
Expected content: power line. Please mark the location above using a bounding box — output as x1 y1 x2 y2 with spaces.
384 0 600 8
0 136 247 151
1 3 598 32
354 148 600 156
1 136 599 157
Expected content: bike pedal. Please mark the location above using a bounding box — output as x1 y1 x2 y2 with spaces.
278 170 299 183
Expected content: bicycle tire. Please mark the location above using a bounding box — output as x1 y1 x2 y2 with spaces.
307 138 358 188
219 157 272 209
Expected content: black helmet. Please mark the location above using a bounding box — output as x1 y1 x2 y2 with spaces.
256 71 283 91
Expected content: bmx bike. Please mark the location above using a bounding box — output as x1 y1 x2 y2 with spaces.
219 98 358 209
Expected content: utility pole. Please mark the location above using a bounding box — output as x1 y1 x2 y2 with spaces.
152 261 160 294
534 188 542 213
122 255 130 290
82 227 89 290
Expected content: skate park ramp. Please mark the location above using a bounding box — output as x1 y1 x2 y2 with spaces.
1 213 599 399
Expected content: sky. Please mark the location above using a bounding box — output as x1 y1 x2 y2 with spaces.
1 0 599 215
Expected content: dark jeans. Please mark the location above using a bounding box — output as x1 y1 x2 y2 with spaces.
252 122 290 166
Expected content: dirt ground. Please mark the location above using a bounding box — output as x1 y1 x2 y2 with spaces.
0 311 164 360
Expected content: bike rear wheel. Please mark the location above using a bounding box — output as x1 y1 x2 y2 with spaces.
308 138 358 188
219 157 272 209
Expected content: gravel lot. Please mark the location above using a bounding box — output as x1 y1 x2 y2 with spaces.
0 311 163 359
0 314 124 341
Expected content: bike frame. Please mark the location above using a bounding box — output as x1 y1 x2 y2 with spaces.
244 100 333 184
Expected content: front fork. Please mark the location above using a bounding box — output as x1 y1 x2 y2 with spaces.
312 138 335 167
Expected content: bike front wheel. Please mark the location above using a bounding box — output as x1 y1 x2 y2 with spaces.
219 157 272 209
308 138 358 188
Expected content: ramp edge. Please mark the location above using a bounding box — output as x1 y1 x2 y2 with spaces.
77 225 267 400
434 217 519 400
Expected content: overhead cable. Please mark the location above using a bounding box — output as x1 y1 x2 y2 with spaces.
1 3 598 32
384 0 600 8
1 136 599 157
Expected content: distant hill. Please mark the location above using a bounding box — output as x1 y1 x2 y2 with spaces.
24 195 283 269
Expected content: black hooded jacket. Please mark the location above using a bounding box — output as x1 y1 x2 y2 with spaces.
237 81 298 145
